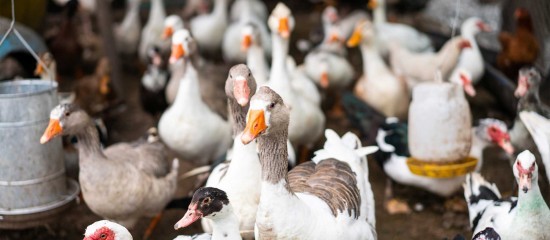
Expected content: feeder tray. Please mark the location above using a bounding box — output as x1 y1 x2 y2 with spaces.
406 156 478 178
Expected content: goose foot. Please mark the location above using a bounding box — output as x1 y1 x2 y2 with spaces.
385 198 411 215
143 212 163 240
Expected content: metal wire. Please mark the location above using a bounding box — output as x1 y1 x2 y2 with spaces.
435 0 461 83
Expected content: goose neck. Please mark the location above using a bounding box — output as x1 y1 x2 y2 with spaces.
213 0 228 18
269 34 290 85
173 59 202 109
75 121 105 160
373 0 386 25
257 131 290 186
228 98 248 136
150 0 166 20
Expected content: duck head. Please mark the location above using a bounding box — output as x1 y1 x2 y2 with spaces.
454 70 476 97
169 29 195 64
174 187 231 230
163 15 184 40
83 220 132 240
34 52 55 77
226 64 257 107
513 150 538 194
515 67 541 98
268 3 295 39
241 86 289 144
476 118 514 155
40 104 89 144
346 20 374 48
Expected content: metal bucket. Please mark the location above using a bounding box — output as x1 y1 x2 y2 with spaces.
0 80 79 229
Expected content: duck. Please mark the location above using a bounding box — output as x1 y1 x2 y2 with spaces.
158 29 232 166
463 150 550 239
347 20 409 120
162 15 186 105
114 0 142 55
139 0 167 62
240 86 378 239
368 0 433 56
40 104 179 228
319 6 369 42
388 36 471 92
519 110 550 187
222 1 271 63
374 117 514 213
448 17 492 97
174 187 242 240
140 46 169 116
229 0 267 22
241 23 270 86
190 0 229 55
83 220 133 240
266 3 325 154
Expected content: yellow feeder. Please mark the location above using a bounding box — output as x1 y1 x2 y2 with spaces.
406 156 478 178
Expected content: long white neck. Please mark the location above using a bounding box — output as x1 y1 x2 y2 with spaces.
247 44 269 86
172 59 205 114
268 33 291 87
461 26 480 50
120 0 140 28
149 0 166 23
373 0 386 25
360 42 389 79
209 204 242 240
213 0 228 19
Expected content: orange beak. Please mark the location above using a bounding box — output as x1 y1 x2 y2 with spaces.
34 63 44 76
347 28 362 47
278 17 290 38
40 119 63 144
99 75 110 95
241 109 267 144
320 71 329 88
328 33 340 43
368 0 378 9
241 34 252 51
163 26 174 39
169 43 186 64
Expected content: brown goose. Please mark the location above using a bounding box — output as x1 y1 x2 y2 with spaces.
40 104 178 228
240 86 378 239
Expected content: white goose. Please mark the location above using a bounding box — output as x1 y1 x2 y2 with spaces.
347 20 409 120
241 23 270 86
368 0 433 56
139 0 167 62
190 0 229 54
162 15 186 105
114 0 142 55
230 0 267 22
158 29 232 165
464 151 550 239
241 86 378 239
448 17 492 96
266 3 325 149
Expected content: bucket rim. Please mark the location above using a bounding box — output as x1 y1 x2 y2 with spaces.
0 80 57 99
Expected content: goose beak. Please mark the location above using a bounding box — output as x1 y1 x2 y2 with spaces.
515 76 529 97
242 110 267 144
278 17 290 38
170 43 186 64
41 119 62 144
320 71 329 88
99 76 110 95
34 63 44 76
174 203 203 230
368 0 378 9
234 76 250 106
328 33 340 43
163 26 174 39
347 29 362 47
241 34 252 51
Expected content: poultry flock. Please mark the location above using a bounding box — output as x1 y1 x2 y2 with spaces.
1 0 548 239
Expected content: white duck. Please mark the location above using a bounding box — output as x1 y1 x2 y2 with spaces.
158 29 232 165
114 0 142 55
266 3 325 149
83 220 133 240
375 117 514 212
241 86 378 239
520 110 550 186
368 0 433 56
222 2 271 63
464 151 550 239
139 0 167 62
190 0 229 54
230 0 267 22
347 20 409 120
448 18 492 96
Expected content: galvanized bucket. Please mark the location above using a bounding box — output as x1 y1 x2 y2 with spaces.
0 80 79 229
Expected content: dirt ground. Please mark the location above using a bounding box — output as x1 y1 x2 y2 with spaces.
1 1 549 239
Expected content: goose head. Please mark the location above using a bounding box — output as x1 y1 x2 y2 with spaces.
163 15 184 39
226 64 257 107
241 23 262 52
34 52 55 77
241 86 289 144
268 3 295 39
169 29 196 64
475 118 514 154
40 104 90 144
515 67 541 98
322 6 339 25
174 187 231 229
83 220 133 240
513 150 538 194
346 20 374 48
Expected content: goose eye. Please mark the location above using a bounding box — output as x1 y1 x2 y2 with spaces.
65 112 71 117
269 102 276 109
248 72 251 77
230 74 233 78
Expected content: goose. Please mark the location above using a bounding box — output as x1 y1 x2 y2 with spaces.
40 104 179 228
190 0 229 54
519 110 550 187
374 117 514 213
114 0 142 55
464 150 550 239
229 0 267 22
368 0 433 56
266 3 325 154
34 52 57 81
240 86 378 239
162 15 186 105
222 0 271 63
139 0 167 62
448 18 492 97
158 29 232 166
241 23 270 86
175 187 242 240
347 20 409 120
